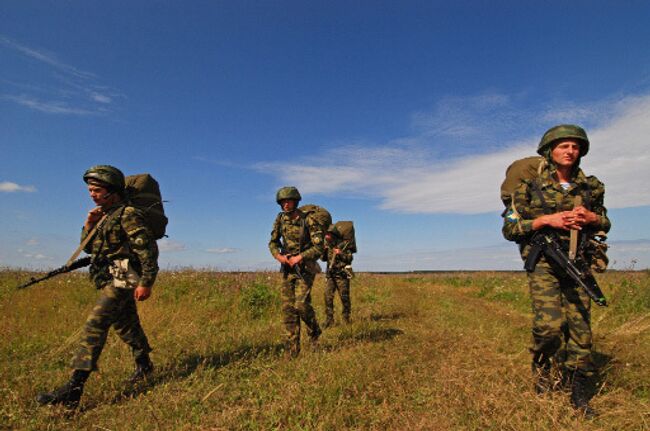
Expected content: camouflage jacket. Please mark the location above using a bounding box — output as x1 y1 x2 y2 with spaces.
269 210 324 262
502 164 610 258
322 239 354 275
82 203 159 288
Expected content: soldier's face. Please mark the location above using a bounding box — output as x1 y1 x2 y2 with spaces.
551 140 581 169
88 184 113 207
280 199 297 212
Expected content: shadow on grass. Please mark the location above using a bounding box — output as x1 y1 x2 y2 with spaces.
591 350 614 399
337 327 404 344
108 340 286 405
99 327 404 407
369 312 406 321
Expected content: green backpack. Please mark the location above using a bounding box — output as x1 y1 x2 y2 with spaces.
298 204 332 234
500 156 545 209
125 174 168 239
332 221 357 253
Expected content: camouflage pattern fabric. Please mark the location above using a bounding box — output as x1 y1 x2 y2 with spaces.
71 202 158 371
502 165 610 249
280 270 320 356
502 164 610 374
323 238 354 320
528 260 594 374
324 275 351 322
71 284 152 371
269 210 324 356
268 210 324 261
82 204 159 288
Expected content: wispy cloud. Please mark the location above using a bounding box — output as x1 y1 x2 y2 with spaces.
259 92 650 213
158 239 187 252
17 249 51 260
0 181 36 193
205 248 238 254
0 35 122 115
2 94 100 115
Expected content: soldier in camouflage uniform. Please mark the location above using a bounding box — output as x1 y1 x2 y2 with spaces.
321 225 354 328
269 186 323 358
37 165 159 409
502 125 610 417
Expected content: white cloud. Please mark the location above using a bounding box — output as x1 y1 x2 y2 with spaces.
0 181 36 193
259 92 650 214
0 35 95 80
158 239 186 252
205 248 238 254
90 92 112 103
2 95 99 115
26 238 38 246
1 35 120 115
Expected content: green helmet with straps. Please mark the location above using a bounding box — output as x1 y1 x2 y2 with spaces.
83 165 125 191
537 124 590 156
326 224 341 237
276 186 302 204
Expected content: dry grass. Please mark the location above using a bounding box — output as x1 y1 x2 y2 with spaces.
0 270 648 430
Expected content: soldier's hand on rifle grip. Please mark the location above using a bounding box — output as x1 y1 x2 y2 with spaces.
569 206 598 228
275 254 290 265
533 212 574 231
288 254 303 267
134 286 151 301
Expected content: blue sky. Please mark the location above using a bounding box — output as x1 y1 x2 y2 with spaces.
2 1 649 271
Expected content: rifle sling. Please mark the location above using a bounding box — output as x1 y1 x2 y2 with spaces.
65 206 122 266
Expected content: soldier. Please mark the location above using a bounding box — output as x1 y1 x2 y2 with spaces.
502 125 610 417
269 186 323 358
37 165 159 409
321 224 354 328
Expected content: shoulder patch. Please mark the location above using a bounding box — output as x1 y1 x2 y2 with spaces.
505 209 520 223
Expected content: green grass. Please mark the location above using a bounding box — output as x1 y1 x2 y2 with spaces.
0 270 648 430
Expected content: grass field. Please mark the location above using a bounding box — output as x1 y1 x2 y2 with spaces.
1 269 649 430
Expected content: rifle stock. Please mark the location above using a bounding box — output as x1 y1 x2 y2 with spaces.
17 256 92 290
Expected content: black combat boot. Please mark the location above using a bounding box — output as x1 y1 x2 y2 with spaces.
127 354 154 385
570 371 596 418
531 355 553 394
36 369 90 409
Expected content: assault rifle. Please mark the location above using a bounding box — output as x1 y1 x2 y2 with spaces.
524 231 607 307
17 256 92 290
325 241 349 278
279 252 307 283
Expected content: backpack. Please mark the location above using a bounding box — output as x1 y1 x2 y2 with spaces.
333 221 357 253
500 156 545 208
125 174 168 239
298 204 332 234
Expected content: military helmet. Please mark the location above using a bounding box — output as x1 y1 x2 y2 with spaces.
326 224 341 237
537 124 590 156
276 186 301 204
83 165 125 191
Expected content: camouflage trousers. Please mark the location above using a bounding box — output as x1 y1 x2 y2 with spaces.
527 259 593 374
324 273 351 320
71 284 151 371
281 268 321 356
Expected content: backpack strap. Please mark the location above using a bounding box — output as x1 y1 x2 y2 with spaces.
530 179 553 215
298 210 308 253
